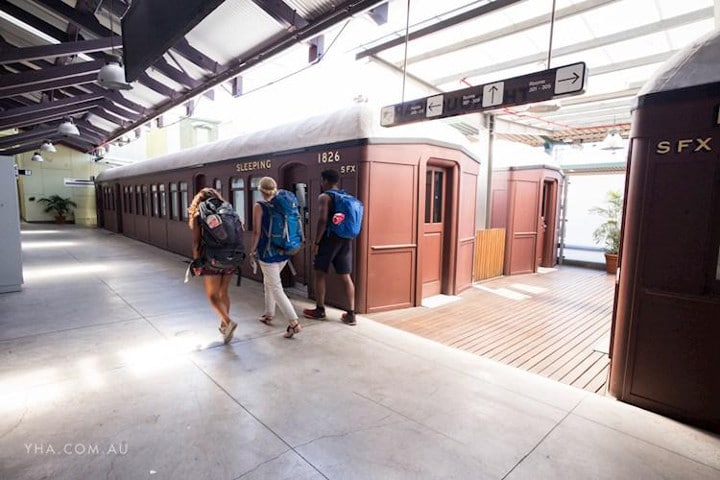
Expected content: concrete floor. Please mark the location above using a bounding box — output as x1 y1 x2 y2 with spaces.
1 224 719 480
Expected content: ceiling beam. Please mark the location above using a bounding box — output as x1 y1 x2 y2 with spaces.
250 0 309 30
433 7 713 85
172 38 222 74
89 107 127 126
0 37 120 65
78 119 111 137
0 59 105 92
75 125 105 144
34 0 112 37
355 0 526 60
0 92 104 122
98 100 141 121
0 0 72 43
402 0 616 65
0 127 57 149
56 135 95 152
104 0 386 143
151 57 202 89
1 103 95 130
0 72 99 99
104 91 146 114
136 73 178 99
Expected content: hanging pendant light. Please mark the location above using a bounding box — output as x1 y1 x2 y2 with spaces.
97 0 132 90
58 117 80 136
600 129 624 150
98 55 133 90
40 140 57 152
31 151 44 162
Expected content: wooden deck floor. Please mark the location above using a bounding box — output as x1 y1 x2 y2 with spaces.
367 266 615 395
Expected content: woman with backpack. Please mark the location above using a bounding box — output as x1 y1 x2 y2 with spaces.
188 187 238 344
250 177 302 338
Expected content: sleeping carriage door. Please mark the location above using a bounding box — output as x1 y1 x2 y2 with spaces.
422 167 447 297
280 164 309 286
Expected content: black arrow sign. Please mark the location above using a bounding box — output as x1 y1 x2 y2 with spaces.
381 62 586 127
558 72 580 84
489 85 499 103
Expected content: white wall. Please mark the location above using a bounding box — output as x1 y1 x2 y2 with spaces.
0 158 23 293
563 173 626 263
15 146 108 226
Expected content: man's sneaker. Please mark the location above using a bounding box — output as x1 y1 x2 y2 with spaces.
341 312 357 326
303 308 327 320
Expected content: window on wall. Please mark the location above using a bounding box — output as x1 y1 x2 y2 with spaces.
180 181 189 220
214 178 222 194
425 169 444 224
231 177 246 227
151 184 159 217
159 184 167 218
170 183 179 220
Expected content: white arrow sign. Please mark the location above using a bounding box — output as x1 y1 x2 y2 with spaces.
482 82 504 108
426 94 444 117
554 63 585 95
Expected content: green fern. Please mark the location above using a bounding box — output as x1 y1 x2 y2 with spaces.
589 190 622 254
37 194 78 218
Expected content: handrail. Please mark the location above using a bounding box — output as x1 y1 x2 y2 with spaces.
371 243 417 250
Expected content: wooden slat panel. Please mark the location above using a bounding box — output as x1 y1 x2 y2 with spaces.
368 265 614 394
473 228 505 281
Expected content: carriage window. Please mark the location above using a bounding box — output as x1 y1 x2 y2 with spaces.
425 169 444 224
141 185 149 216
135 185 141 215
231 177 246 227
180 182 189 220
151 184 159 217
170 183 179 220
159 184 167 218
214 178 222 193
125 186 131 214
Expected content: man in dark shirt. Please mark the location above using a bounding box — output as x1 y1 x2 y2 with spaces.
302 169 356 325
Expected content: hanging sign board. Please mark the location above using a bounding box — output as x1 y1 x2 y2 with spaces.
64 178 94 187
380 62 587 127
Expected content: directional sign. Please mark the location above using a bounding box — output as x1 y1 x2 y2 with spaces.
482 82 504 108
554 63 585 95
426 94 444 117
380 62 587 127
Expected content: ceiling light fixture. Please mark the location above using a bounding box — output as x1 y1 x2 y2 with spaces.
58 117 80 136
31 151 44 162
97 0 132 90
40 140 57 152
600 129 624 150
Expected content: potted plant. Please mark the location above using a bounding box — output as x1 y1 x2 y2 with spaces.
589 190 622 274
37 194 77 224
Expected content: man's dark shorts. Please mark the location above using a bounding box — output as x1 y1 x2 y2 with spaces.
314 234 352 274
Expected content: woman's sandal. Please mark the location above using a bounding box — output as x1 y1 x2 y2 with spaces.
258 315 273 325
284 321 301 339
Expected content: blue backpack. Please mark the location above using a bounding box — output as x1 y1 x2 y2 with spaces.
325 189 363 239
259 189 304 262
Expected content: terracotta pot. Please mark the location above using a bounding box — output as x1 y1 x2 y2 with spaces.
54 215 66 224
604 253 618 274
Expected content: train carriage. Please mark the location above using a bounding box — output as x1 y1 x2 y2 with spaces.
96 105 481 313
